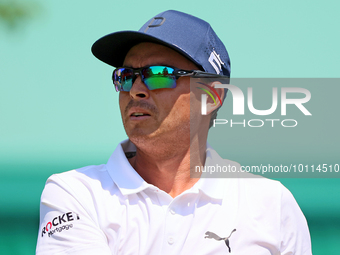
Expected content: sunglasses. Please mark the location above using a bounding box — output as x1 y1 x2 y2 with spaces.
112 65 228 92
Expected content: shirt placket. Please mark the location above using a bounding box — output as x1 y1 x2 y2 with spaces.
158 192 198 255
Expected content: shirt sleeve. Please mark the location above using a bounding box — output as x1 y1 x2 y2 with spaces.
36 174 112 255
279 184 312 255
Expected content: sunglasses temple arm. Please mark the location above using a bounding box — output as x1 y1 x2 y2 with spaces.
191 71 229 79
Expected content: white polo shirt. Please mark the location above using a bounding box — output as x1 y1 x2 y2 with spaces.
36 140 312 255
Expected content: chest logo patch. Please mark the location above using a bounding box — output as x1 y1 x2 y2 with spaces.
204 229 236 253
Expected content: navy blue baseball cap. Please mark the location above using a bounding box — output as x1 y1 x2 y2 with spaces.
91 10 231 77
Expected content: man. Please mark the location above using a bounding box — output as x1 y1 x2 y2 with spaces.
36 10 312 254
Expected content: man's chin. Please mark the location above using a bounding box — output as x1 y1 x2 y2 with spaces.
127 134 158 151
126 130 155 143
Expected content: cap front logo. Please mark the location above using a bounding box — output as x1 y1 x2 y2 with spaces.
144 17 166 33
208 50 225 74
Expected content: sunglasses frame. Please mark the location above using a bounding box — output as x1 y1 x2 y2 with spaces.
112 65 229 92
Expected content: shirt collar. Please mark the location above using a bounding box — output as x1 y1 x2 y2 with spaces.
106 139 156 196
106 140 237 199
193 143 234 200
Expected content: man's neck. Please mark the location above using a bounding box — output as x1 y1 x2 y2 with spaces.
128 137 206 198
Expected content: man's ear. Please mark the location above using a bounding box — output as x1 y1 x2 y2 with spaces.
205 81 225 115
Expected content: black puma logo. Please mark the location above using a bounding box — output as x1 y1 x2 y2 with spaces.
204 229 236 253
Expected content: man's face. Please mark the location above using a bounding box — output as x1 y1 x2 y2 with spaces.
119 42 200 147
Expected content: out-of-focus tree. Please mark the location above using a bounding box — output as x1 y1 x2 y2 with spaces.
0 0 40 30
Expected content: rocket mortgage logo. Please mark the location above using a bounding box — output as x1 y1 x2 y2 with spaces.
41 211 80 238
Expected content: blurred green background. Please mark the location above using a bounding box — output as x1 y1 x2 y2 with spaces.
0 0 339 254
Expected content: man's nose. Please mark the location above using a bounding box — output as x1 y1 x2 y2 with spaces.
129 76 150 99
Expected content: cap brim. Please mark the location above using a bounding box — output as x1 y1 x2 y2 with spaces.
91 31 201 68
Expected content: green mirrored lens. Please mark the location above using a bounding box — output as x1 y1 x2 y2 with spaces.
114 68 133 91
143 66 176 90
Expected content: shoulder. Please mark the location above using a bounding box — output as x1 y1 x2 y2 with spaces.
47 164 112 188
40 164 122 212
214 171 298 220
45 164 114 191
220 157 292 201
236 176 294 206
37 165 116 255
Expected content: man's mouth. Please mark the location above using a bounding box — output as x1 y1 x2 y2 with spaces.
130 112 151 117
